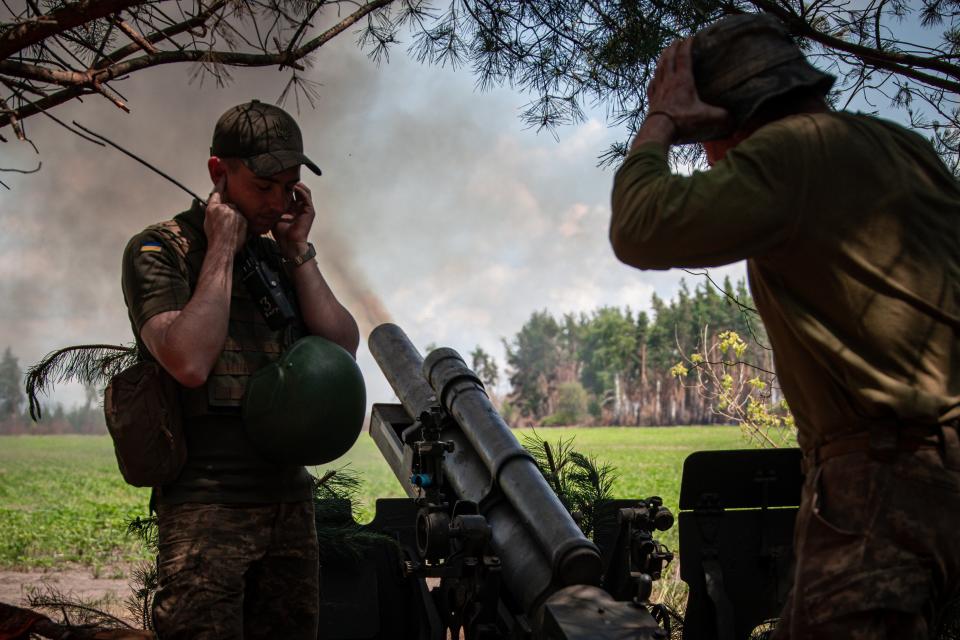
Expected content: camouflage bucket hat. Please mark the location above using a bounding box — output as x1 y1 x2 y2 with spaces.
692 13 835 133
210 99 322 177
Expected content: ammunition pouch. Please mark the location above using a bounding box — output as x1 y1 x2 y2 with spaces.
179 297 297 418
104 360 186 487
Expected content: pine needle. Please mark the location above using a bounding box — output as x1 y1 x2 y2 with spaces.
316 525 398 565
126 515 159 552
313 465 364 505
312 466 398 566
565 450 618 537
25 343 138 420
26 583 135 629
124 560 159 631
521 431 617 538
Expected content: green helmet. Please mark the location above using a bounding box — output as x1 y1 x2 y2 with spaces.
243 336 365 466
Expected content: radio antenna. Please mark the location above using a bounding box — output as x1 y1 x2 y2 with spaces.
72 120 207 205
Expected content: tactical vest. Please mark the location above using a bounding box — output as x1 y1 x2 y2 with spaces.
148 204 304 418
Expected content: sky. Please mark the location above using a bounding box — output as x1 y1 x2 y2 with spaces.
0 20 752 410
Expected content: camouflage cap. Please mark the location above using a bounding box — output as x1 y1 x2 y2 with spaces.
210 100 321 177
692 13 835 132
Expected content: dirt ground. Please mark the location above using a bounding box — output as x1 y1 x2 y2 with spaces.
0 568 133 616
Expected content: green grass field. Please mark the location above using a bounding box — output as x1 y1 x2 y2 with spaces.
0 426 758 571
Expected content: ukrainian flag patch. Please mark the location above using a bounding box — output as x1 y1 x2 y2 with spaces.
140 242 162 253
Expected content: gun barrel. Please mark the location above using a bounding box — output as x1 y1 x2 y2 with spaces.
368 324 437 419
423 348 602 588
369 325 560 611
372 402 563 612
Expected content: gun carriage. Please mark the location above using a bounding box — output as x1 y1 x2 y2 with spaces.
319 324 803 640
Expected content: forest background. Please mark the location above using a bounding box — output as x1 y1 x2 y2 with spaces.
0 276 770 434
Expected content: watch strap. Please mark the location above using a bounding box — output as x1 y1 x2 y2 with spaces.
284 242 316 267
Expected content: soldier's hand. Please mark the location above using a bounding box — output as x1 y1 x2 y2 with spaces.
273 182 315 260
205 176 248 254
646 39 731 143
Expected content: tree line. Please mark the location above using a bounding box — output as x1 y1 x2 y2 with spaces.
473 277 775 427
2 277 771 435
0 347 105 435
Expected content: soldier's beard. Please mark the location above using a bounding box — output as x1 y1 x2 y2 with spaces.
246 212 283 236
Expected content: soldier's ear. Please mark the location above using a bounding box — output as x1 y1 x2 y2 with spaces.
208 156 228 185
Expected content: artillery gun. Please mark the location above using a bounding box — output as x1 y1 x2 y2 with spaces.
318 324 802 640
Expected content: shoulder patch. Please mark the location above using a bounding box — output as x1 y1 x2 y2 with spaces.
146 219 189 261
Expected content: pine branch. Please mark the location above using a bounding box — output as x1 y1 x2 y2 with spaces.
749 0 960 91
124 560 158 631
522 431 617 538
311 465 399 565
0 0 151 60
96 1 229 67
313 465 364 504
113 17 159 55
25 343 137 420
27 584 136 630
0 601 154 639
565 450 617 537
0 0 395 130
126 514 159 551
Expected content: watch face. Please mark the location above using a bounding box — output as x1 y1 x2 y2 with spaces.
289 243 315 266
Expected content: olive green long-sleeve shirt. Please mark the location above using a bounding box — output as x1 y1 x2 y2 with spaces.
611 112 960 450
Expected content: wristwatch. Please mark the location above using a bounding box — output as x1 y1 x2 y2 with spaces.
284 242 316 268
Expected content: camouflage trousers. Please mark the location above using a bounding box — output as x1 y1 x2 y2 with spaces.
151 500 319 640
774 432 960 639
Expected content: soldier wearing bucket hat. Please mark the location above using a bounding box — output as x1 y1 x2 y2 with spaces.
121 100 361 639
693 14 835 135
610 12 960 639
